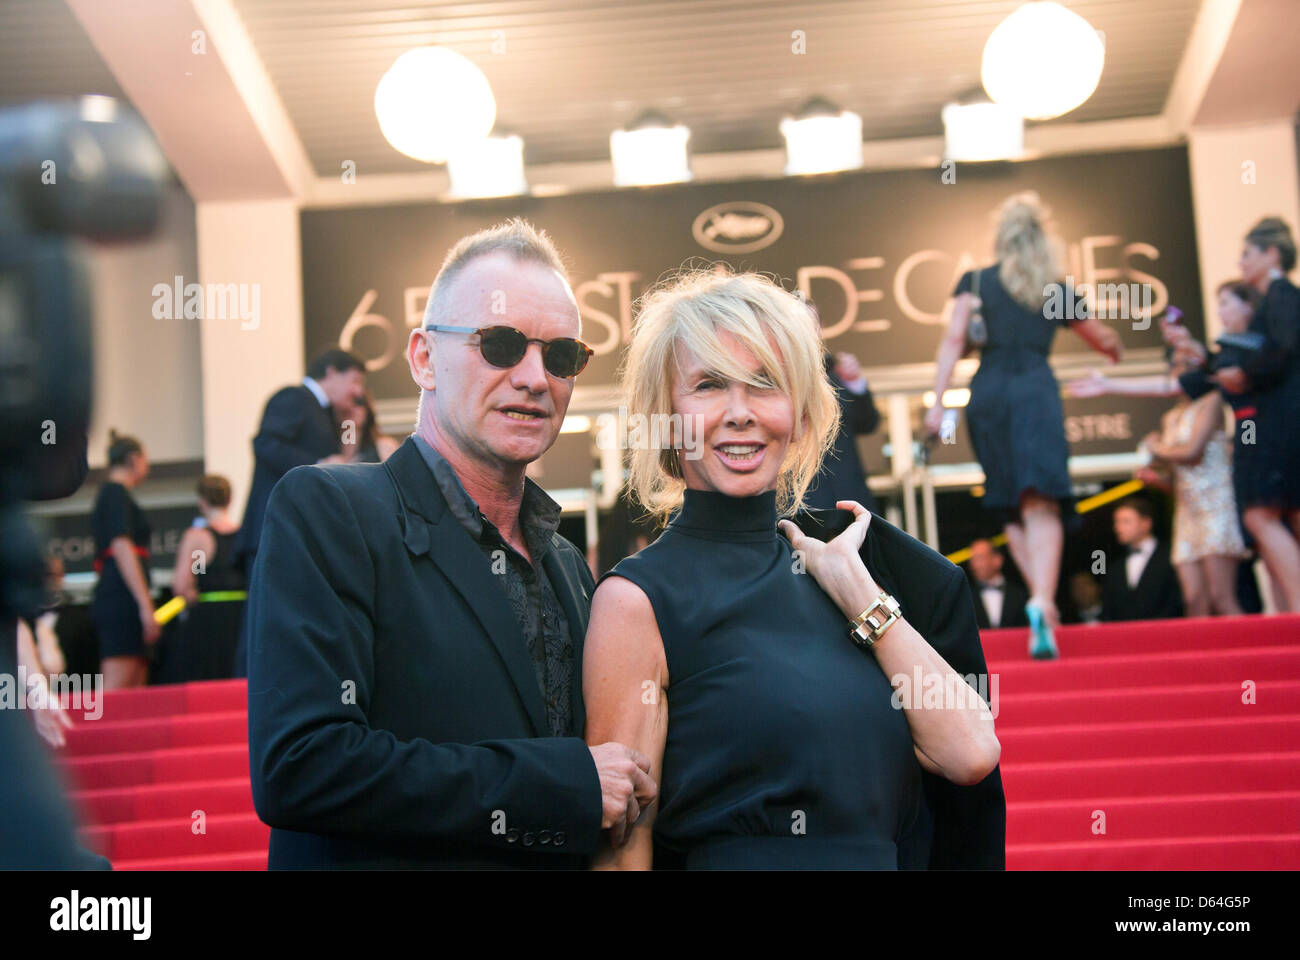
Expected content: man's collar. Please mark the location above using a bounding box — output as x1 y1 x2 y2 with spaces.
411 433 561 542
302 376 329 408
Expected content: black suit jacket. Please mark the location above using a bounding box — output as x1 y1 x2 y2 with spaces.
804 357 882 512
794 508 1007 869
969 577 1030 630
1100 542 1184 622
246 438 603 868
235 384 340 565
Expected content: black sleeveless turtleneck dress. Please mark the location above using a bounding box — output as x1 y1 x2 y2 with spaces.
604 488 924 869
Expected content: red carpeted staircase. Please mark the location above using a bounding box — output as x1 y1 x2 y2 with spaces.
58 680 266 870
55 614 1300 869
989 613 1300 869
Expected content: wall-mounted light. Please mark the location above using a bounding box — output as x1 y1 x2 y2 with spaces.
375 47 496 163
447 133 527 198
981 1 1105 121
610 111 691 187
780 97 862 175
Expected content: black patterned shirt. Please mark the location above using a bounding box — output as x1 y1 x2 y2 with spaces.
412 435 574 737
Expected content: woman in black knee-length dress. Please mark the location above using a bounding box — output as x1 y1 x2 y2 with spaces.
91 431 157 689
926 193 1123 658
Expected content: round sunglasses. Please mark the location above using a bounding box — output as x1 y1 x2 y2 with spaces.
425 324 593 379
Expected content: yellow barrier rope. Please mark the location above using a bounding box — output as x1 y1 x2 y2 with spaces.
945 479 1146 565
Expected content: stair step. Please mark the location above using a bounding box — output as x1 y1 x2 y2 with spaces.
987 646 1300 692
979 612 1300 662
59 743 249 790
1006 790 1300 841
1002 752 1300 801
61 711 248 758
81 812 269 861
70 777 254 825
993 681 1300 727
1008 833 1300 869
113 849 267 871
996 715 1300 762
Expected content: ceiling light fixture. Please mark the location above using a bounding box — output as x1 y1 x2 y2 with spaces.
374 47 496 163
942 98 1024 162
981 1 1105 121
780 97 863 175
447 132 527 198
610 110 691 187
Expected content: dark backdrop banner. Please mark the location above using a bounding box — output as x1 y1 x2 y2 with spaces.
301 146 1203 401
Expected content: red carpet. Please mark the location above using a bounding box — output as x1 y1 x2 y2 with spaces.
55 614 1300 869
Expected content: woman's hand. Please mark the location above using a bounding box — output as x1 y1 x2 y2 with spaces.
32 689 74 749
139 601 161 645
1066 370 1109 398
922 403 946 437
1213 366 1250 394
778 500 879 617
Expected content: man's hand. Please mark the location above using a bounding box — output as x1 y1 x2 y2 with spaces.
588 741 657 847
833 352 863 384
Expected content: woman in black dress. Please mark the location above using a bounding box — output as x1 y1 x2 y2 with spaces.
925 193 1121 658
90 431 156 689
161 474 246 682
583 270 1001 869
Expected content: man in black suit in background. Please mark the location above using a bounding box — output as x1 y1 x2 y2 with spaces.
805 347 882 512
1101 497 1185 622
246 219 654 867
233 348 366 574
967 539 1029 629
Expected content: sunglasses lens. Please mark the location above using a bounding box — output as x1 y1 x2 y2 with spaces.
478 327 527 368
476 326 589 377
543 340 587 378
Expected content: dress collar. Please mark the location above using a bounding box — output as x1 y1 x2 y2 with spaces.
669 488 777 541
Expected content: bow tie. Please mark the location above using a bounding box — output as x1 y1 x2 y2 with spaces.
1126 544 1146 556
979 580 1004 591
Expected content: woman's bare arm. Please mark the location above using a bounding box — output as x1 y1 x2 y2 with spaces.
1068 316 1123 363
583 576 669 870
924 293 973 434
1150 394 1223 465
170 527 213 604
779 506 1000 786
1067 371 1183 398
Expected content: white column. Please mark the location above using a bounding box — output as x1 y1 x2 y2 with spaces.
1188 119 1300 340
196 200 302 521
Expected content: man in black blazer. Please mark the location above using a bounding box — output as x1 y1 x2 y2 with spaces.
967 539 1030 630
233 348 366 575
1100 497 1184 622
246 220 654 868
804 347 882 513
794 508 1007 869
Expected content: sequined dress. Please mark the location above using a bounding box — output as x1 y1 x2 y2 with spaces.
1165 397 1248 564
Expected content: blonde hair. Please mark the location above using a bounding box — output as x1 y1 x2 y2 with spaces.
994 192 1064 311
620 269 839 523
